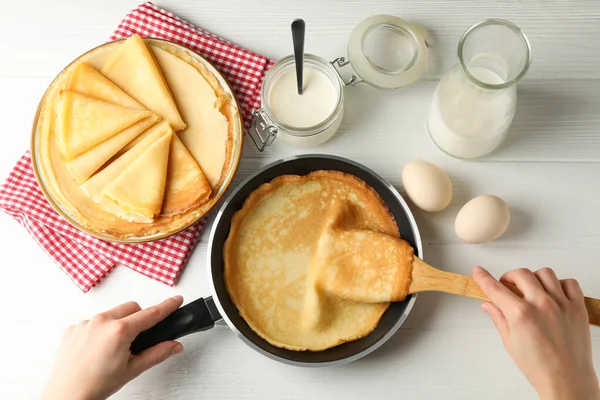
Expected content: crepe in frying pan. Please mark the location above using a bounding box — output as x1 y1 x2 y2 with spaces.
312 198 414 304
56 91 152 160
81 124 170 223
102 131 172 221
64 62 142 109
224 171 398 351
101 34 187 131
64 115 159 184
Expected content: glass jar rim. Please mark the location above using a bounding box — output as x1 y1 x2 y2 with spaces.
261 54 344 137
457 19 532 90
361 23 418 75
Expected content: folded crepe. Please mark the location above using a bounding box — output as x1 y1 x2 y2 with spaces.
101 34 186 131
163 128 212 215
102 132 172 221
56 91 152 160
64 115 159 185
65 62 142 109
312 198 413 303
119 118 163 154
81 124 170 223
117 120 212 214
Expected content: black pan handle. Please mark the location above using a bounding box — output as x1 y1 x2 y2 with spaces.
130 297 221 355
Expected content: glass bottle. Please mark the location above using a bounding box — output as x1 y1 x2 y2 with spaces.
427 19 532 159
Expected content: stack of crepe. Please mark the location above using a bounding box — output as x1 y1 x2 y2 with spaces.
56 34 212 224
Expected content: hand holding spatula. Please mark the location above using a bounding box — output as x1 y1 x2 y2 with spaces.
313 199 600 326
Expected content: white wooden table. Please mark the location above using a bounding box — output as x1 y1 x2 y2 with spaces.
1 1 599 399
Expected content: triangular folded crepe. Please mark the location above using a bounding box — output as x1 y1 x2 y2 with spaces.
101 34 186 131
81 124 170 223
56 91 152 160
163 128 212 215
65 115 159 185
118 120 159 154
117 120 212 214
102 132 172 220
65 62 143 109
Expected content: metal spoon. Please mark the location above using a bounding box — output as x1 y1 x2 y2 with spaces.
291 19 305 95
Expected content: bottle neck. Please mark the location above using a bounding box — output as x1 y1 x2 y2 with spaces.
457 19 531 90
457 54 518 91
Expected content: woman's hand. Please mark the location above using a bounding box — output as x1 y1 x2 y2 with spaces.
41 296 184 400
473 266 599 400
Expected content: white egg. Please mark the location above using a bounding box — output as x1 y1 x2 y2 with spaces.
455 195 510 244
402 160 452 212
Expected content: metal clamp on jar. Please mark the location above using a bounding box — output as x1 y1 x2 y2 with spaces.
249 15 428 151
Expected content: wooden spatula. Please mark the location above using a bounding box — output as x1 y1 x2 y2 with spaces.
313 227 600 327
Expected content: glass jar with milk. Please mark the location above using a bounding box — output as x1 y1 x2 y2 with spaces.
427 19 532 159
249 15 428 151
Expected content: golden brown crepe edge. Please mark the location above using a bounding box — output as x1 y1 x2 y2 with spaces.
161 134 213 216
151 40 236 190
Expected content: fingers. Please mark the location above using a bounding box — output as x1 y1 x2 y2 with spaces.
534 268 567 302
472 266 522 310
103 301 142 319
128 341 183 378
124 296 184 336
500 268 545 301
560 279 584 302
481 302 509 339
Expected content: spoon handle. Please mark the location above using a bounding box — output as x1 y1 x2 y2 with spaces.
291 19 305 95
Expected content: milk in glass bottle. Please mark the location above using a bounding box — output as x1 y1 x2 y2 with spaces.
427 20 532 159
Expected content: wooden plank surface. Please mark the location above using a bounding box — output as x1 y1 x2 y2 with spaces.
0 1 599 399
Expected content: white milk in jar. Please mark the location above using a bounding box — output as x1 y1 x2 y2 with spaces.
427 19 531 159
248 15 429 151
268 64 338 129
256 54 345 149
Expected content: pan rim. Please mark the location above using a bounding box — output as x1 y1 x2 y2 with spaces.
207 154 422 367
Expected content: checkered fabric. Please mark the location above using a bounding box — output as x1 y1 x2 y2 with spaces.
0 2 274 292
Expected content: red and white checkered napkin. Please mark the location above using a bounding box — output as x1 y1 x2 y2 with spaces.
0 2 274 292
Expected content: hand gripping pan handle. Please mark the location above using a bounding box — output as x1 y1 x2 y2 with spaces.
130 297 221 355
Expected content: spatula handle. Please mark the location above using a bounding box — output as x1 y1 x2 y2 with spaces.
409 258 487 299
584 297 600 326
409 258 600 326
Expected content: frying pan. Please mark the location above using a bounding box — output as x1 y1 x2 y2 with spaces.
131 154 423 367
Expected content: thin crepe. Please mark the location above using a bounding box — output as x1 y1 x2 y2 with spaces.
224 171 398 351
118 120 212 215
65 62 142 109
102 132 172 220
81 124 170 223
101 34 186 131
163 128 212 215
65 116 159 184
313 198 414 303
56 91 152 160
